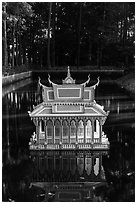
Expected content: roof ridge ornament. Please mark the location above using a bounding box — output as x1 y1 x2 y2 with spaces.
67 66 71 78
62 66 75 84
91 76 100 89
38 77 48 88
81 74 90 87
38 70 99 89
48 74 58 86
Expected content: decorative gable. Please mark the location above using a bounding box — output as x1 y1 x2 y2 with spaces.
62 67 75 84
53 84 84 101
38 107 52 115
52 104 84 113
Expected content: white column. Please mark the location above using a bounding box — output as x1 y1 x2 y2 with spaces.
35 119 40 145
84 121 86 144
68 119 70 144
99 120 102 143
53 119 55 144
44 120 47 144
60 119 62 144
96 120 100 138
92 119 94 143
76 120 78 144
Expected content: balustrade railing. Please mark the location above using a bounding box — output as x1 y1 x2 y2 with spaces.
70 138 76 143
62 138 69 143
47 144 60 149
94 138 100 143
55 139 60 144
39 139 45 144
93 143 109 149
62 144 75 149
30 141 109 150
40 138 100 146
78 138 84 143
47 139 53 144
78 144 91 149
86 138 92 143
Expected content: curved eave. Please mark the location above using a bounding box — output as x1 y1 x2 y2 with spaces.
38 75 100 88
93 103 109 116
38 77 50 88
43 102 94 106
29 104 108 118
88 77 100 89
28 102 44 117
30 113 106 118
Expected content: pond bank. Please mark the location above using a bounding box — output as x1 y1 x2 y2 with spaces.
2 71 32 86
115 73 135 96
2 70 134 97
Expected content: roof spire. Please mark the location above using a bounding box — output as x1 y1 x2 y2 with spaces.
67 66 71 78
62 66 75 84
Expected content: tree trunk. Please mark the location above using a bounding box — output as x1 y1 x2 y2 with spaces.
116 19 119 42
3 3 8 67
23 42 26 64
97 47 100 68
100 47 102 67
123 3 128 46
47 2 52 69
123 3 128 66
120 20 123 43
16 25 18 66
12 20 16 68
31 31 35 64
77 3 82 69
97 45 102 68
18 28 22 65
17 19 22 66
88 34 92 65
21 31 26 64
40 46 43 68
52 3 56 67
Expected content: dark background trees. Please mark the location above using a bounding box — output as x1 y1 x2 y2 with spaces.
2 2 135 72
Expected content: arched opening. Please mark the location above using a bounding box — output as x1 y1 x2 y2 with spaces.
77 157 84 175
77 120 84 143
46 120 53 144
39 120 45 144
94 120 96 132
70 120 76 143
40 120 45 132
86 120 92 143
94 157 100 176
85 157 92 176
62 120 69 144
54 120 61 144
94 119 100 141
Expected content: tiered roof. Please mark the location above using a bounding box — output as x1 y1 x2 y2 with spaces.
29 67 109 117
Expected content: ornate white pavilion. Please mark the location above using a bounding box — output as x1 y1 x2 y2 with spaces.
28 67 109 150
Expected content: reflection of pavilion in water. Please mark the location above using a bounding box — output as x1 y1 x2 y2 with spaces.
30 151 107 182
29 151 108 202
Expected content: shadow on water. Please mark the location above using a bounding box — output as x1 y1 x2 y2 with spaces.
2 77 135 202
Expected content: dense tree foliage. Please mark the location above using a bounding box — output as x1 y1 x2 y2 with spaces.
2 2 135 70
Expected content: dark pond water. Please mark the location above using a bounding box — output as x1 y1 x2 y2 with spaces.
2 75 135 202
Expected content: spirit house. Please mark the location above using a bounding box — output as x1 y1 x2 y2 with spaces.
28 68 109 150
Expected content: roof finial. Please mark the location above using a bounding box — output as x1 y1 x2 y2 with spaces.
67 66 70 78
81 74 90 87
62 66 75 84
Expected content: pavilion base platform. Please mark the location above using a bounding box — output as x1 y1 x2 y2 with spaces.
29 143 109 150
